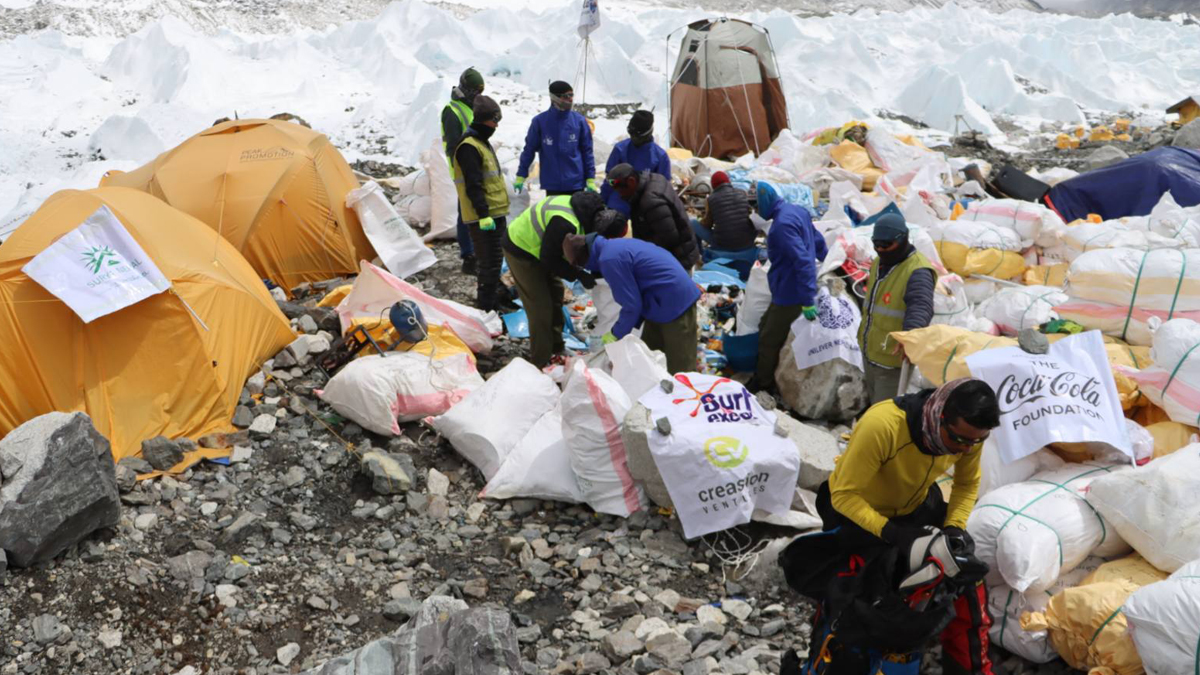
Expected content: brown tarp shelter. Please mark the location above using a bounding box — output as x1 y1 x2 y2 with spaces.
101 119 375 295
669 18 789 160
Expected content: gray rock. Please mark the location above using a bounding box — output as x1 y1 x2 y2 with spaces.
277 643 301 667
774 413 839 490
298 314 320 334
249 414 277 437
684 622 724 647
605 630 644 661
1018 327 1050 355
0 412 120 567
0 549 6 575
301 597 520 675
140 436 184 471
633 654 667 675
577 652 612 674
722 599 752 621
115 463 137 493
646 632 692 667
273 347 299 369
683 660 710 675
383 598 422 621
1084 145 1129 171
245 371 266 396
32 614 62 644
514 625 541 643
282 465 307 488
463 577 488 599
117 456 153 474
361 451 415 495
166 551 212 580
1173 119 1200 149
760 618 785 637
511 498 540 515
219 512 262 546
232 405 254 428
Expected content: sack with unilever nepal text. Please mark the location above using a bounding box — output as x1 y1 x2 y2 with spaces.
639 373 799 539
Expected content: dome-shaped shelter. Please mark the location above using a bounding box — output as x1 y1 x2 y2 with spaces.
0 187 295 460
102 118 376 294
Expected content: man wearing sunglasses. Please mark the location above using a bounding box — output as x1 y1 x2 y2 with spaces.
797 377 1001 675
515 81 597 197
858 212 936 405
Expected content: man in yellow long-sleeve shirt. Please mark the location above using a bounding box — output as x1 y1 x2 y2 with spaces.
782 378 1001 675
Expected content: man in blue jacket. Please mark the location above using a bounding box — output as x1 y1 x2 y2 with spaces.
754 181 828 391
516 81 596 197
565 230 700 374
600 110 671 216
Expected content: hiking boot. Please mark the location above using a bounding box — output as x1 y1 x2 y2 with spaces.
461 255 477 276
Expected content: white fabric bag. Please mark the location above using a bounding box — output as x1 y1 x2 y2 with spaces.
1128 319 1200 426
346 181 437 280
1124 559 1200 675
1086 444 1200 573
481 404 584 503
560 360 646 517
788 286 863 371
967 462 1130 595
736 262 772 336
965 330 1132 466
987 557 1105 664
606 336 670 401
590 279 624 337
428 358 559 480
421 138 458 242
638 373 800 538
319 352 482 435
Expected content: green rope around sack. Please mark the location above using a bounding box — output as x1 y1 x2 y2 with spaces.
1017 290 1064 333
976 466 1116 568
999 590 1015 649
1161 338 1200 427
1120 250 1152 342
1089 605 1124 647
1169 249 1188 321
1120 249 1188 341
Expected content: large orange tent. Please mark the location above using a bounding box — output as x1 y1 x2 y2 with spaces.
0 187 295 460
101 118 375 294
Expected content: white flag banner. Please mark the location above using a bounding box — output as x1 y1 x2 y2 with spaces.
789 287 864 372
965 330 1131 466
22 205 170 323
577 0 600 39
639 374 799 539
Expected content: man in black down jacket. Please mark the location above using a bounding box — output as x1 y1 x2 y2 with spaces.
607 163 701 270
695 170 756 252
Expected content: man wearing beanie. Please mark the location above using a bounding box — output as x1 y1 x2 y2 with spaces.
516 81 597 197
442 67 486 274
600 110 670 216
753 181 827 392
453 95 512 312
564 232 701 374
693 171 756 253
607 162 701 270
858 212 936 405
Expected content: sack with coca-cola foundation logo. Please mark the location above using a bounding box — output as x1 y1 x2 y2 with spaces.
965 330 1132 466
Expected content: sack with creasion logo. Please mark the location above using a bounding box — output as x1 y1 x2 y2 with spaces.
639 373 800 538
964 330 1132 466
788 286 863 371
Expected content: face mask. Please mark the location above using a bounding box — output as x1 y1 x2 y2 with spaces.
628 128 652 147
551 93 574 112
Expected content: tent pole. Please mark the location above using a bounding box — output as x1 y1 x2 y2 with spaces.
172 288 210 332
582 37 590 104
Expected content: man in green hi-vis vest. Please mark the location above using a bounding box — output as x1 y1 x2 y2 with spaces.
858 213 937 406
453 95 511 312
442 67 485 274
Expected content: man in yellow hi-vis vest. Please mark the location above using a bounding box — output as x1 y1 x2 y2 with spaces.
453 95 510 312
442 68 485 274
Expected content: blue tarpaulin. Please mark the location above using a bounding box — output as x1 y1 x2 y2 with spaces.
1045 147 1200 223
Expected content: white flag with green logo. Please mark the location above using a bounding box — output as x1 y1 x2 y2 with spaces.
23 205 171 323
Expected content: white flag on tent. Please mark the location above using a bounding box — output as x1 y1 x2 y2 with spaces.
577 0 600 38
22 205 171 323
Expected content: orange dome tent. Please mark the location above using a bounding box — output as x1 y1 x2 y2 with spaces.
0 187 295 461
101 118 375 294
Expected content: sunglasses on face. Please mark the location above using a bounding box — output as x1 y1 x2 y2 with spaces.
608 178 624 187
942 418 989 447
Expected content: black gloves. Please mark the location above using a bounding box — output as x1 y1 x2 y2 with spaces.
578 270 597 290
942 526 975 557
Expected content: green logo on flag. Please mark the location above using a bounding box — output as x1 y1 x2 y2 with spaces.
82 246 121 274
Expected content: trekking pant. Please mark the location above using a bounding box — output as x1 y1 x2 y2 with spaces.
467 217 506 312
864 360 904 406
812 483 996 675
642 303 699 374
504 249 564 368
456 212 475 259
756 302 803 389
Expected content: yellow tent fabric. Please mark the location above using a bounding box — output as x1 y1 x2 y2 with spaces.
0 187 295 461
100 119 375 295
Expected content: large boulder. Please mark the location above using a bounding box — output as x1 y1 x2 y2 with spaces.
300 596 521 674
1084 145 1129 171
1173 119 1200 150
622 404 839 509
0 412 120 567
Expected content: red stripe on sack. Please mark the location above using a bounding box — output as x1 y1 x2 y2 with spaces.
584 369 640 514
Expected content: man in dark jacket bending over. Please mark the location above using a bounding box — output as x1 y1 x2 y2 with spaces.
858 213 936 405
607 163 701 270
693 171 756 254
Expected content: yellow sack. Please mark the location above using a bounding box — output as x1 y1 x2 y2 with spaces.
892 326 1150 411
1145 420 1198 458
1021 555 1167 675
1023 263 1069 287
829 140 884 191
667 147 693 161
318 284 354 309
933 240 1027 280
1090 127 1116 142
346 319 474 363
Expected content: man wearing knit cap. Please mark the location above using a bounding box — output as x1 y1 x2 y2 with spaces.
516 81 597 197
442 67 486 274
692 171 755 254
600 110 670 216
607 162 701 270
858 211 936 405
453 95 512 312
753 181 827 392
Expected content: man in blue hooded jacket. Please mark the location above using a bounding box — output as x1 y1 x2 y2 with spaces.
600 110 671 216
515 81 596 196
754 181 828 391
564 230 700 374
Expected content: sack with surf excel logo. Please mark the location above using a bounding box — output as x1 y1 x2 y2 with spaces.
639 373 800 539
965 330 1132 466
